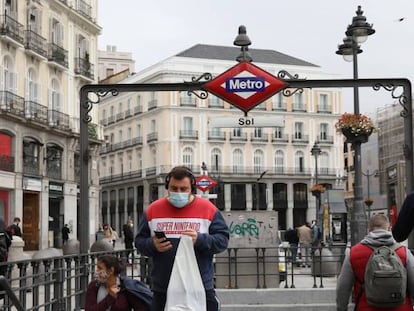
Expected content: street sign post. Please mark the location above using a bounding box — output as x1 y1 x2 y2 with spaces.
208 116 285 128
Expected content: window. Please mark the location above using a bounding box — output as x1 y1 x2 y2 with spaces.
27 68 39 103
295 151 305 173
50 18 64 46
274 127 283 138
232 128 242 137
118 130 122 142
50 79 61 111
294 122 303 139
118 102 123 113
232 148 243 173
320 123 328 140
253 127 263 138
274 150 284 174
210 148 222 171
319 94 328 111
2 56 17 93
127 128 131 140
182 147 193 167
253 150 264 173
320 152 329 174
183 117 193 133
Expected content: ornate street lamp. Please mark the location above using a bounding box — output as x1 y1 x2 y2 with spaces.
311 143 322 224
362 169 379 218
336 6 375 245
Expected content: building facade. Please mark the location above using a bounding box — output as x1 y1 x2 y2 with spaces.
0 0 101 250
98 44 346 233
97 45 135 82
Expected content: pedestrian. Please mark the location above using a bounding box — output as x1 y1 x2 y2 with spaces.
0 218 11 276
103 224 114 246
296 222 312 268
111 227 119 248
135 166 229 311
336 214 414 310
96 225 105 241
7 217 22 237
123 220 134 263
392 192 414 242
284 227 299 264
311 219 321 254
61 224 70 245
85 254 146 311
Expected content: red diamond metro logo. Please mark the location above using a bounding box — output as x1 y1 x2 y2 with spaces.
203 61 286 113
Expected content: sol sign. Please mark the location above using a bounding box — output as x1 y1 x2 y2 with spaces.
204 61 286 113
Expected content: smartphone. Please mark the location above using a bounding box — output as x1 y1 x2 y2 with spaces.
154 231 168 241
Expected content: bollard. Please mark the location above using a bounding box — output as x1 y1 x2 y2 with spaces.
62 239 80 255
90 239 114 253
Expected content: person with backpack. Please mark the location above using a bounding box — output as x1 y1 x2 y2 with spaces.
336 214 414 311
85 254 151 310
0 218 11 276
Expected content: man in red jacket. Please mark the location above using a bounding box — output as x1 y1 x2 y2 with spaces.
336 214 414 311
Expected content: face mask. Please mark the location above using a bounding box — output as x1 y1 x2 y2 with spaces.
169 192 190 208
94 270 109 283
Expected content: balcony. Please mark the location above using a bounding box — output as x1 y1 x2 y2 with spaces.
0 14 24 46
291 134 309 144
147 132 158 144
179 130 198 140
208 131 226 141
77 0 93 20
292 103 306 112
318 135 334 144
48 43 68 69
116 112 124 121
272 102 287 111
0 91 24 116
46 163 62 180
251 133 269 143
180 97 196 107
230 133 248 142
271 133 289 143
317 104 332 113
134 105 143 115
74 57 94 80
148 99 158 111
107 115 115 124
48 110 70 130
124 109 132 118
0 154 14 172
209 98 224 108
24 100 48 124
25 29 48 59
23 154 40 176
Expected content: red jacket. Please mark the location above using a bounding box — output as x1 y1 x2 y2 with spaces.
350 243 412 311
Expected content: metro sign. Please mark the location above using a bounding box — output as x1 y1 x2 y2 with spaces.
204 61 286 113
196 175 218 193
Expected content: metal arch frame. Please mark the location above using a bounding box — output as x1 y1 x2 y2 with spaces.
79 75 412 301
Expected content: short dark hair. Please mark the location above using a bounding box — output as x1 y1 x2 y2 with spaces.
165 166 196 192
13 217 20 222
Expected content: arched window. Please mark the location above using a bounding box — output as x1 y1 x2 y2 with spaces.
253 149 264 173
210 148 222 172
274 150 285 174
182 147 193 167
295 151 305 173
232 148 243 173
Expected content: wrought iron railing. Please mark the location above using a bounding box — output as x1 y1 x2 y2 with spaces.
0 245 351 310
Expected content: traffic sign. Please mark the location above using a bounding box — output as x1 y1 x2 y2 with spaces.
204 61 286 113
196 175 217 192
208 116 285 128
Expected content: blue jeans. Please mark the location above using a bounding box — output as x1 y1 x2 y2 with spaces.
289 243 298 263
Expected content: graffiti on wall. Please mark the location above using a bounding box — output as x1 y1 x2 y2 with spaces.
223 211 279 248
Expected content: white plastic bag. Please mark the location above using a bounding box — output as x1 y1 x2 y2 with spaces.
165 235 206 311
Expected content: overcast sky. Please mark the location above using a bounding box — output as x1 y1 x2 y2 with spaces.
98 0 414 114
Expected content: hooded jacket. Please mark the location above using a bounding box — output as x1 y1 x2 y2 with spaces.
336 230 414 311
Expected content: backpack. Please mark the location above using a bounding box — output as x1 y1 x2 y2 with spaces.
361 244 407 308
120 276 153 311
0 231 11 262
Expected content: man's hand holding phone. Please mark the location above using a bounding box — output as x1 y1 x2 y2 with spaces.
153 231 172 252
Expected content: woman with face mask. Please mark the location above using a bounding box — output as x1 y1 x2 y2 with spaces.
85 254 146 311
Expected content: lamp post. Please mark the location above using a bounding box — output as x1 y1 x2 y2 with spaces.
362 169 378 219
336 6 375 245
255 170 267 210
311 143 322 224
